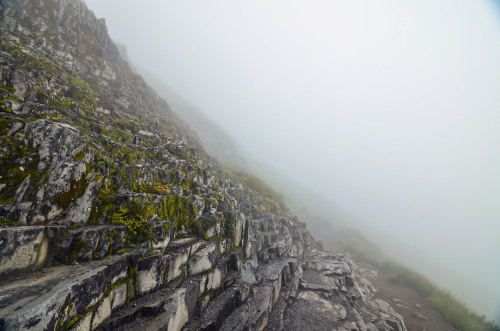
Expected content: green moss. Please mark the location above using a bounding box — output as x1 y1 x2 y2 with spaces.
128 265 138 279
69 76 93 92
9 43 26 51
67 300 73 313
92 236 102 260
217 242 222 257
132 182 171 195
55 316 63 331
145 226 153 242
103 278 130 299
68 237 86 263
88 186 116 224
73 149 86 161
108 228 118 256
63 314 83 330
128 265 138 295
36 91 49 101
0 216 21 227
0 119 10 135
58 98 73 110
102 127 132 143
126 281 131 305
0 104 12 113
55 299 74 331
249 284 255 295
109 200 154 243
53 176 88 209
142 250 155 258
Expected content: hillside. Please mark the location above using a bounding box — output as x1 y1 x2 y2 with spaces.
0 0 410 330
134 66 247 170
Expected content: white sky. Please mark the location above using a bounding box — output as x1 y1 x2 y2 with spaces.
85 0 500 322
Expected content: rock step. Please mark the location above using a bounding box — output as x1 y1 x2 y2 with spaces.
0 252 135 330
0 236 228 331
166 236 199 252
192 238 305 330
263 291 287 331
102 285 182 330
183 286 241 331
0 222 173 276
219 283 277 331
99 246 238 330
0 225 62 276
109 266 240 331
217 258 293 331
256 235 292 264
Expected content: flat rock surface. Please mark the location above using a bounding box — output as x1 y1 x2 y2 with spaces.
283 291 350 330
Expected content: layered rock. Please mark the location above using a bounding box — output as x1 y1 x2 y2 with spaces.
0 215 406 331
0 0 407 330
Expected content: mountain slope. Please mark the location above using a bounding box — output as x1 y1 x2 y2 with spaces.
134 65 247 169
0 0 408 330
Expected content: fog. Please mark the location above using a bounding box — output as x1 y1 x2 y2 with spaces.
85 0 500 322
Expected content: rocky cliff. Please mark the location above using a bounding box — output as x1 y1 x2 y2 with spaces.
0 0 407 330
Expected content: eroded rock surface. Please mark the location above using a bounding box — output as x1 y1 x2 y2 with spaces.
0 0 408 330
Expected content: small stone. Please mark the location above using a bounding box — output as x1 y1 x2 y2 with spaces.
414 312 429 320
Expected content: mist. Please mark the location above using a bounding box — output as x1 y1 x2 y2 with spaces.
85 0 500 322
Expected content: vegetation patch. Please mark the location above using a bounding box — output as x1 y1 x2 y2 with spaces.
0 216 21 227
0 118 10 135
133 182 171 195
109 199 156 242
339 240 499 331
53 176 88 209
228 168 286 211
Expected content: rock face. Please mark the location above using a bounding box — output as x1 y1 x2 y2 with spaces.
0 0 407 330
0 217 406 331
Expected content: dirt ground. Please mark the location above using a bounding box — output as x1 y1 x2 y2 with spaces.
373 272 459 331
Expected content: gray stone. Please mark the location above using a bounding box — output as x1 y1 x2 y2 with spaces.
188 242 216 276
168 249 189 281
0 226 49 275
163 288 189 331
92 296 112 329
137 254 166 295
111 284 128 311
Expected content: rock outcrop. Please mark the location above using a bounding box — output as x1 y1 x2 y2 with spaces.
0 216 406 331
0 0 407 330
